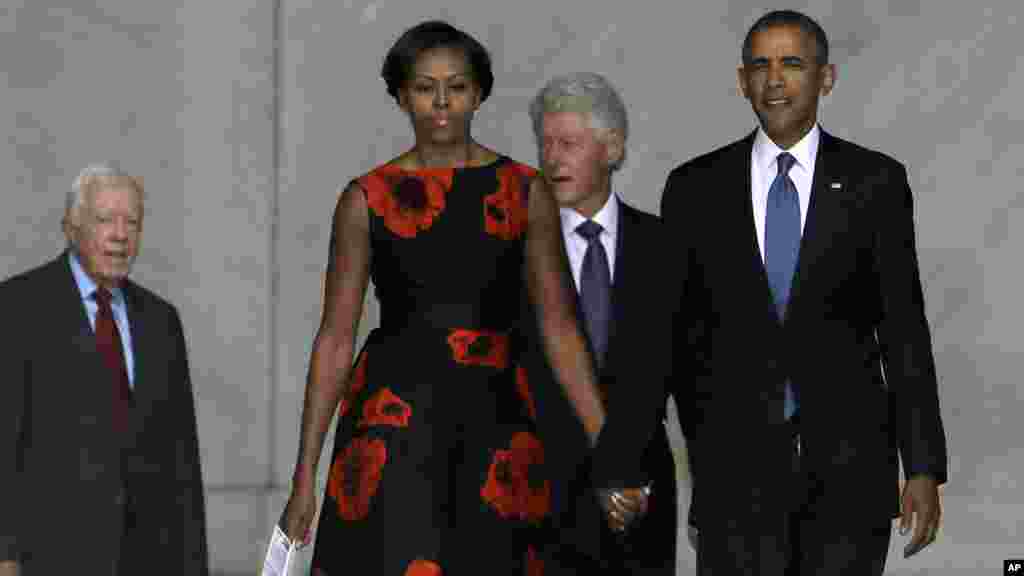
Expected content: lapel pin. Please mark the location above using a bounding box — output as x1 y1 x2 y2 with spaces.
830 182 843 190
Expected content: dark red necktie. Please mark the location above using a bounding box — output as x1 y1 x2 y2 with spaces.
94 288 132 434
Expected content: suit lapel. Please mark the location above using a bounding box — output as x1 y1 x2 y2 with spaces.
53 253 101 352
736 132 781 324
51 252 107 367
121 282 153 435
50 253 130 444
61 252 153 438
787 130 843 320
602 199 630 377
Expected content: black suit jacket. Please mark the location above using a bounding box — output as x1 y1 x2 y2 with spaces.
524 199 682 568
0 253 208 575
660 129 947 531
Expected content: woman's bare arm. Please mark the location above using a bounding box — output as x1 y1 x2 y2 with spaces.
293 181 372 484
524 176 605 445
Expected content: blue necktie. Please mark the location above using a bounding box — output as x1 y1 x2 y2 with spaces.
577 219 611 370
766 152 800 420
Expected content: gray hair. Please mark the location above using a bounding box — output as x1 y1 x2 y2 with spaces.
65 161 145 223
529 72 629 168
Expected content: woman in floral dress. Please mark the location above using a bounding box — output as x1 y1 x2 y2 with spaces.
278 21 605 575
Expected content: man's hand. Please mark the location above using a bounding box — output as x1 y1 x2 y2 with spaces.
0 560 20 576
899 474 942 558
597 486 651 533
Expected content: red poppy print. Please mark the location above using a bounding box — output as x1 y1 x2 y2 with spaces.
516 365 537 421
326 436 387 521
484 163 536 240
526 545 544 576
480 432 550 523
338 352 368 419
361 165 453 238
357 387 412 429
404 559 442 576
446 329 510 369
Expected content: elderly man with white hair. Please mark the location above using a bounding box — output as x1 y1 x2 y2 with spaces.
0 164 208 576
522 73 684 575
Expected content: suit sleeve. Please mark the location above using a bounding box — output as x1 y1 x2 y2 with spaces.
170 307 210 574
660 168 700 470
873 162 948 485
0 279 26 561
661 167 703 529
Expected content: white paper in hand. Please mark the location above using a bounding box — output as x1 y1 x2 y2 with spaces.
262 524 296 576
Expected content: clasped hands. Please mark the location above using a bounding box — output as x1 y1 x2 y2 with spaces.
596 484 651 533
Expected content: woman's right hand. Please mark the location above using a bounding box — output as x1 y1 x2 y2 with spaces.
279 476 318 547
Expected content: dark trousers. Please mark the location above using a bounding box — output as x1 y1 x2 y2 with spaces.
784 428 892 576
698 425 892 576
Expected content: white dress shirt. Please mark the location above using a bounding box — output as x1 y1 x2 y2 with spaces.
751 124 820 262
560 191 618 293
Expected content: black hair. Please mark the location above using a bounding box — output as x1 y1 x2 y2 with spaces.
742 10 829 66
382 20 494 103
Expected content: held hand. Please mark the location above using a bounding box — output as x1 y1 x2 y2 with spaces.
0 560 20 576
899 474 942 558
280 472 318 549
598 486 651 533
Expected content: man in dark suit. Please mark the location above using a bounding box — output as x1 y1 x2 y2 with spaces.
0 164 208 575
526 72 679 575
661 10 948 575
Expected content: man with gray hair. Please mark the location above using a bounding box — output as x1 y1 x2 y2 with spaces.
0 164 208 575
523 72 681 574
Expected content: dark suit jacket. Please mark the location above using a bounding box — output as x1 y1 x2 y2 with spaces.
0 253 208 575
523 199 682 570
660 129 947 533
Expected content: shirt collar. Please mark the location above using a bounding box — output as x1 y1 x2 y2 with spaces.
753 123 820 178
68 250 125 305
560 190 619 240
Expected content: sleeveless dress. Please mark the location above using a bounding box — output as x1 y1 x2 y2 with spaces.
311 157 549 576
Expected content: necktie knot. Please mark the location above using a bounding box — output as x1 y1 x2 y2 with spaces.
93 287 113 309
776 152 796 177
576 220 603 242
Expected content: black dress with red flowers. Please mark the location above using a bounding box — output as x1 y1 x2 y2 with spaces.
310 157 549 576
